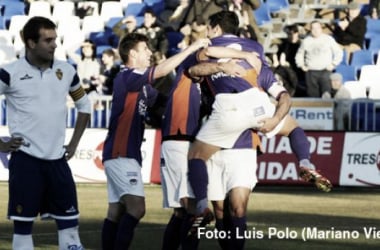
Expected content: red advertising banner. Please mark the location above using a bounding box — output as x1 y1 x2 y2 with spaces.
257 132 345 186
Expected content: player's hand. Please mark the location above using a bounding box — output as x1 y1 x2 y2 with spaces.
257 117 280 134
63 144 77 160
246 52 262 73
222 59 247 77
0 137 25 152
189 38 210 51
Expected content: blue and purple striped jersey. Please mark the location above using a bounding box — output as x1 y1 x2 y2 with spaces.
102 66 158 164
161 53 201 141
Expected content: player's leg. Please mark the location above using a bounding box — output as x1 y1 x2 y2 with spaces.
211 200 229 250
188 139 220 216
8 151 40 250
277 115 332 192
207 151 230 249
163 207 187 250
102 158 145 249
227 187 251 250
117 194 145 249
224 149 257 250
46 158 83 250
160 140 195 250
102 202 124 250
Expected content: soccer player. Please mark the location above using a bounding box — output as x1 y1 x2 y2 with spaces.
160 48 253 249
100 33 209 250
186 10 332 245
0 16 91 249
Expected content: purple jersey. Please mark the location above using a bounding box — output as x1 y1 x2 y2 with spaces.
206 34 273 149
207 34 277 94
161 53 201 141
103 66 158 164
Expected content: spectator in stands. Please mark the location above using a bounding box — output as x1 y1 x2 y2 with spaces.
112 15 138 40
322 73 351 130
180 0 225 41
369 0 380 19
276 24 305 96
227 0 261 43
67 40 101 93
333 2 367 64
136 8 169 61
91 48 120 96
270 54 298 97
295 20 343 97
159 0 190 31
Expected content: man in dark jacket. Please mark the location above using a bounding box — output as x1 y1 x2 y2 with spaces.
333 2 367 64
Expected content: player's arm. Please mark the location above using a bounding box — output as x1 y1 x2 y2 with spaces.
260 87 292 135
66 84 91 160
187 60 246 80
198 46 262 73
153 38 210 79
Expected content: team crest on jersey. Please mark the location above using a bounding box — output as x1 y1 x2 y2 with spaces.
16 205 23 214
56 69 63 80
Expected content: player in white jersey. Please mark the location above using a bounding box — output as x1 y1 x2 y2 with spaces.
0 17 91 250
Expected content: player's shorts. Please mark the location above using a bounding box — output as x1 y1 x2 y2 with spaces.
196 88 285 148
8 151 79 221
160 140 195 208
207 149 258 201
104 157 144 203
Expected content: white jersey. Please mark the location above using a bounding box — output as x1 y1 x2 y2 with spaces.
0 57 83 159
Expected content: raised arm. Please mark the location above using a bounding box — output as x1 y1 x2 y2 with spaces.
153 38 210 79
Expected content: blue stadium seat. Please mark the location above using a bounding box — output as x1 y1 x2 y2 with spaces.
266 0 289 14
2 0 25 28
335 65 357 82
367 36 380 53
96 45 113 58
124 2 146 17
89 31 112 46
350 50 374 68
166 31 184 56
253 3 272 27
365 18 380 40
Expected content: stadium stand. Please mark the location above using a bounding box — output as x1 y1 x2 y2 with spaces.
28 0 51 18
52 1 75 23
343 81 368 99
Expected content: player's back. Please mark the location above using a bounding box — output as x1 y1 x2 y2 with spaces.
206 34 264 94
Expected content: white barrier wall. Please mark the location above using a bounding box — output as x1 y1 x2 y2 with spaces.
0 127 161 183
1 127 379 187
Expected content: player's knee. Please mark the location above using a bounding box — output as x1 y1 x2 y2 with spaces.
127 205 146 220
230 205 247 218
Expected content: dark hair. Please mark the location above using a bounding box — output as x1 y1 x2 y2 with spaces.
81 39 97 60
22 16 56 48
118 33 149 63
102 48 116 57
144 8 156 17
285 24 298 34
208 11 239 35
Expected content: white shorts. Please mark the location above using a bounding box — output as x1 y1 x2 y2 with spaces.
160 141 195 208
104 158 145 203
207 149 258 201
196 88 285 148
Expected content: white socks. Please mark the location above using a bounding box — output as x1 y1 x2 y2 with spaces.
13 234 34 250
58 226 84 250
